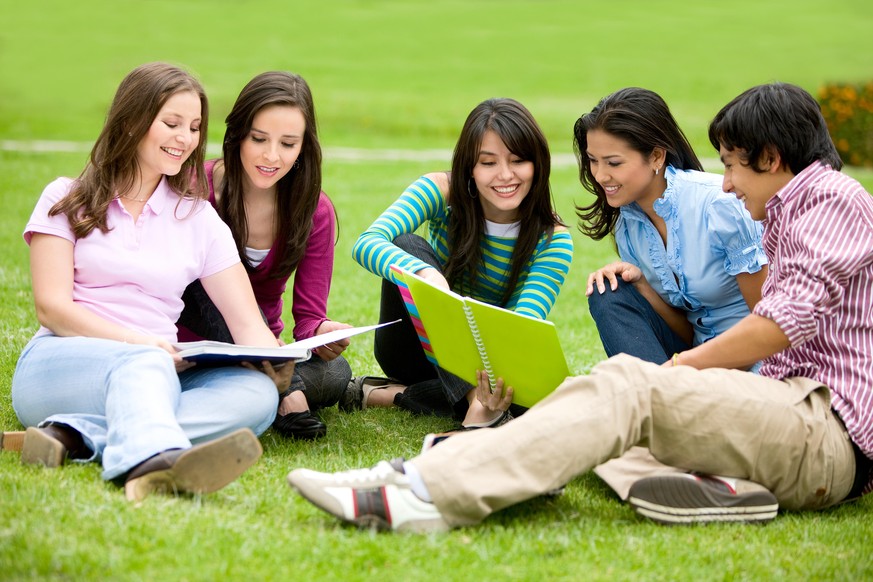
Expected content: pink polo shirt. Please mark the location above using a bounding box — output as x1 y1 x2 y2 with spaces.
24 177 240 342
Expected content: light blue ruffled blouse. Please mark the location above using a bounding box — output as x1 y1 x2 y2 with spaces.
615 165 768 347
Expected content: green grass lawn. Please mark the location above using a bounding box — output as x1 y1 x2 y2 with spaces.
2 1 873 580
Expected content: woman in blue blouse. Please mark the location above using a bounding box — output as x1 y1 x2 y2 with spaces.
574 87 768 499
576 87 768 365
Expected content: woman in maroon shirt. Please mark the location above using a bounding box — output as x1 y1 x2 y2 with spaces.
177 72 352 440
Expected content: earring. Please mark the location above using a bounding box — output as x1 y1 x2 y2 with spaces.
467 178 478 199
128 132 133 137
654 166 660 176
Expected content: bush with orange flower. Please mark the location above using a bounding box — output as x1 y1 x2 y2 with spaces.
818 81 873 167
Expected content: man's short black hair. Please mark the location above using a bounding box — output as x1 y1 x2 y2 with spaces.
709 82 842 173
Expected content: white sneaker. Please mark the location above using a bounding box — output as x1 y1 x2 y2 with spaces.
628 473 778 525
287 459 450 533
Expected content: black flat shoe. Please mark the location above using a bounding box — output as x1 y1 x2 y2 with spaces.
272 411 327 440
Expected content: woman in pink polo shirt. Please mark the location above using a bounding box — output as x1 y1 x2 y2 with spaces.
176 72 353 440
11 62 284 502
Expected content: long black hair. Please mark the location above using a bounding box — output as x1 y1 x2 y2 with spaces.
574 87 702 240
219 71 323 279
446 98 563 306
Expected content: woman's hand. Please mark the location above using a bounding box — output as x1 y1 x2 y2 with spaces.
415 267 450 290
312 320 352 361
586 261 645 296
475 370 513 413
121 331 193 373
242 360 296 394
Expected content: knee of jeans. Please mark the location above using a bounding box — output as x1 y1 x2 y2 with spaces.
245 377 280 435
587 283 617 320
117 345 175 374
588 280 635 316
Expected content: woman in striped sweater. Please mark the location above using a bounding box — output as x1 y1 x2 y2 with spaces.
346 98 574 428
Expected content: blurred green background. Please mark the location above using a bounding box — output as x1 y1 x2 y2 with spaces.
3 0 873 154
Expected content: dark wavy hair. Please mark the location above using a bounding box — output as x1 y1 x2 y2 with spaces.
708 82 842 173
219 71 323 279
50 62 208 238
573 87 702 240
446 98 563 306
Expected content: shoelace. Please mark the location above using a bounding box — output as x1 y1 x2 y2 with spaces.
331 460 404 485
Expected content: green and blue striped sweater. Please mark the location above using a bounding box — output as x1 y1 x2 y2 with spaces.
352 175 574 319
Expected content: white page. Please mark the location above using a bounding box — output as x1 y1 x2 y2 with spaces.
288 319 400 350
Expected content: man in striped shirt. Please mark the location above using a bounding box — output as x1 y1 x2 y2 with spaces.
287 82 873 530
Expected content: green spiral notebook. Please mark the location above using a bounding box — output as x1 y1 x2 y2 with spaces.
391 266 570 408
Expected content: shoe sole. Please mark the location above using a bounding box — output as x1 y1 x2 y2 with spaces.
2 431 26 453
125 428 263 502
628 476 778 525
20 427 66 468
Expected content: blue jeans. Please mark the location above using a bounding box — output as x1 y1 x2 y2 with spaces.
11 335 278 481
587 279 691 364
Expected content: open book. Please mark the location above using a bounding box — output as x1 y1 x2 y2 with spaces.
174 320 398 365
391 266 569 407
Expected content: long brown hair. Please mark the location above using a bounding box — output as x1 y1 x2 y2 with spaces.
446 98 562 306
219 71 323 279
50 62 208 238
573 87 702 241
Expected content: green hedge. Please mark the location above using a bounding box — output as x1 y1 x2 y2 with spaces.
819 81 873 167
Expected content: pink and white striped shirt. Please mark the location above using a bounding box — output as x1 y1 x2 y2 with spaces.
755 162 873 474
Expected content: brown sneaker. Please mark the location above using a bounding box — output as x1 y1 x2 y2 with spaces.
124 428 262 502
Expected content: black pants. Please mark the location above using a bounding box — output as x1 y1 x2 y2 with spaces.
374 234 510 419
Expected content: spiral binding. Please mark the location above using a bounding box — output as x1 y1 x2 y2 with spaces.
463 304 496 391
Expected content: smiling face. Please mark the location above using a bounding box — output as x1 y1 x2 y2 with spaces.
136 90 202 189
718 145 786 220
585 129 665 210
239 104 306 193
471 130 534 223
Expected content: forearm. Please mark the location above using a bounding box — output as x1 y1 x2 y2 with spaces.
352 176 445 283
292 207 334 339
633 279 694 345
36 300 141 343
514 230 574 319
202 264 281 348
229 319 281 347
675 314 789 370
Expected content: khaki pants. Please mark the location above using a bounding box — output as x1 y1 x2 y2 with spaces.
413 354 857 527
595 447 682 500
